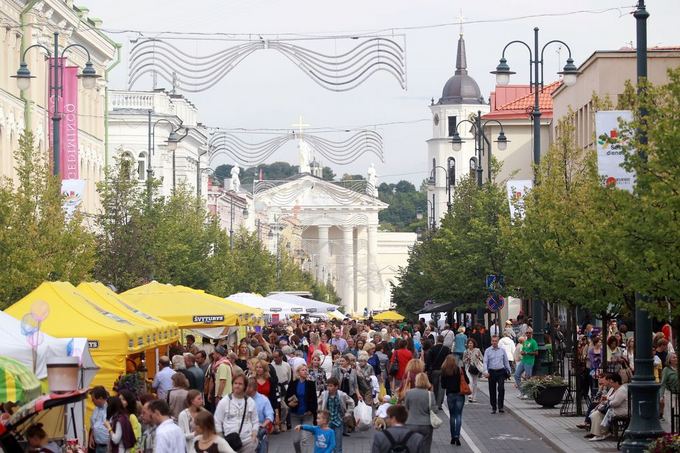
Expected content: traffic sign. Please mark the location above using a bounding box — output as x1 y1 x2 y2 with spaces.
486 294 505 311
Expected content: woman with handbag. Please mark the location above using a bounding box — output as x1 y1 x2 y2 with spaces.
441 354 470 446
404 372 436 453
462 339 483 403
285 364 318 453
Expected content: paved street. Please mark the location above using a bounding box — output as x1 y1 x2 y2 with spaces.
269 392 556 453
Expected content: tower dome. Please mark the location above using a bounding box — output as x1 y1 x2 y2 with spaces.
439 34 484 105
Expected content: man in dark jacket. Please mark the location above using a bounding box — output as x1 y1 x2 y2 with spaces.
371 405 423 453
425 335 450 410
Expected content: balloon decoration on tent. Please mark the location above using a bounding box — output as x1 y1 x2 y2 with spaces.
19 300 50 373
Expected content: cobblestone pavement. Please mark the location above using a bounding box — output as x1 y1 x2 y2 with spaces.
268 392 557 453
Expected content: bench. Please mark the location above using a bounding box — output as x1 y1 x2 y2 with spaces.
611 415 630 450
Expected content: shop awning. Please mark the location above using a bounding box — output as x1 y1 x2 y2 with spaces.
415 301 462 314
121 282 258 328
0 356 41 404
373 310 405 321
267 292 339 314
77 282 179 347
231 292 305 316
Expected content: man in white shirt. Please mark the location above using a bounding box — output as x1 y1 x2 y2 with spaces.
440 324 455 350
148 399 186 453
282 346 305 375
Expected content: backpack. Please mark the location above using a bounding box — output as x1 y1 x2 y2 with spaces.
382 430 414 453
389 351 400 377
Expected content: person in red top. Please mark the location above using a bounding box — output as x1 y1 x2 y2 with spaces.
307 332 330 364
390 339 413 389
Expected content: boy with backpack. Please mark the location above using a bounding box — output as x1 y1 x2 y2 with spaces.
370 405 423 453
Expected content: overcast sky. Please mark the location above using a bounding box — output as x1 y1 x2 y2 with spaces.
80 0 678 184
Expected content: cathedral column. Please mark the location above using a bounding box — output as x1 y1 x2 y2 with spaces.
366 224 378 312
317 224 330 283
340 225 355 314
354 225 368 315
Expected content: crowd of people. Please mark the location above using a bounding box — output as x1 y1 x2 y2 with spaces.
14 314 667 453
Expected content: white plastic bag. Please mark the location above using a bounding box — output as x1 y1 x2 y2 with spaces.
354 400 372 431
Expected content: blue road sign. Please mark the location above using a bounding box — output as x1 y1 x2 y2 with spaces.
486 294 505 311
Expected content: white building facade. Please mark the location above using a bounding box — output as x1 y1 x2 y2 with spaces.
107 89 209 200
427 34 489 225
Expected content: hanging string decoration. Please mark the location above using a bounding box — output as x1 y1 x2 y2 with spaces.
128 35 407 93
253 178 374 208
208 130 383 167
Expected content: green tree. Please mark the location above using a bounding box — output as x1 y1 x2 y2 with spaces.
0 131 95 308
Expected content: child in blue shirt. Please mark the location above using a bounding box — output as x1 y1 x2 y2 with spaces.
295 410 336 453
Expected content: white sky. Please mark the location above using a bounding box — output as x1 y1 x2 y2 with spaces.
79 0 679 184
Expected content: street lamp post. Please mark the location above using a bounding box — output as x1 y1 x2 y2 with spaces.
426 195 436 231
621 1 663 451
491 28 578 374
451 111 509 187
146 112 188 200
429 157 456 211
13 31 100 176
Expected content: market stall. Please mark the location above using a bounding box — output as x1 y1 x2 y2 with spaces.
232 292 306 317
0 356 41 404
373 310 405 322
121 281 253 329
0 310 95 384
5 282 150 396
267 292 340 314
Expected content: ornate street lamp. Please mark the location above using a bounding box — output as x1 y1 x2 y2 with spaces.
13 32 100 176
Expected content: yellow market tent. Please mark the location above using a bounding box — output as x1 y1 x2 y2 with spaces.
77 282 179 348
121 282 260 328
5 282 150 394
373 310 405 322
185 288 263 326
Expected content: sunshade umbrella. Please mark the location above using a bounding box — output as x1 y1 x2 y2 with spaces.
0 356 41 404
373 310 405 322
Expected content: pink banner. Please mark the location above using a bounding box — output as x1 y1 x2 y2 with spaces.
48 59 79 179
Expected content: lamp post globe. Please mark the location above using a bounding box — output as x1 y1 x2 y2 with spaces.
491 58 514 86
13 63 34 91
451 131 464 152
496 131 509 151
166 130 180 151
558 58 579 87
78 61 100 90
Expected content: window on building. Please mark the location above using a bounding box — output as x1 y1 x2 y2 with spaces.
137 152 147 180
448 116 457 137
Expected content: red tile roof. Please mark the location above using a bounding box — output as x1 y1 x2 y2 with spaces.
484 81 562 120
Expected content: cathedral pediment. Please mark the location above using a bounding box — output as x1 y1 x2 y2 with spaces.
254 174 388 211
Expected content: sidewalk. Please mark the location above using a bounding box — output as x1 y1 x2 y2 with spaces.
477 378 671 453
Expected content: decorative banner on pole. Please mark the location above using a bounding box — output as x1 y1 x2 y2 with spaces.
61 179 85 219
595 110 634 192
48 60 79 179
506 179 533 220
61 66 79 179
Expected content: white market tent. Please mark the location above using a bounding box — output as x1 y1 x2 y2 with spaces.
267 292 339 314
229 292 306 316
0 310 98 386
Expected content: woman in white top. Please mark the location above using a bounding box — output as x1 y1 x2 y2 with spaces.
214 374 259 453
178 389 207 453
193 410 235 453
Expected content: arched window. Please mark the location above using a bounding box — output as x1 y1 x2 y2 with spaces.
137 152 147 180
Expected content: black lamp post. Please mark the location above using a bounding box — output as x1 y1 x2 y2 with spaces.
429 157 456 211
621 1 663 450
492 28 578 374
451 111 509 187
13 32 100 177
426 196 436 231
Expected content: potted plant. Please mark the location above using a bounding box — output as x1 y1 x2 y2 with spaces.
646 434 680 452
520 375 568 408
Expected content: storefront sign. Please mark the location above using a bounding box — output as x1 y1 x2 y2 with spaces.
192 315 225 324
88 340 99 349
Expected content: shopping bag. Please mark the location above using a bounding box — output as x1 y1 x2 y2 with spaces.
354 401 373 431
379 382 387 400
